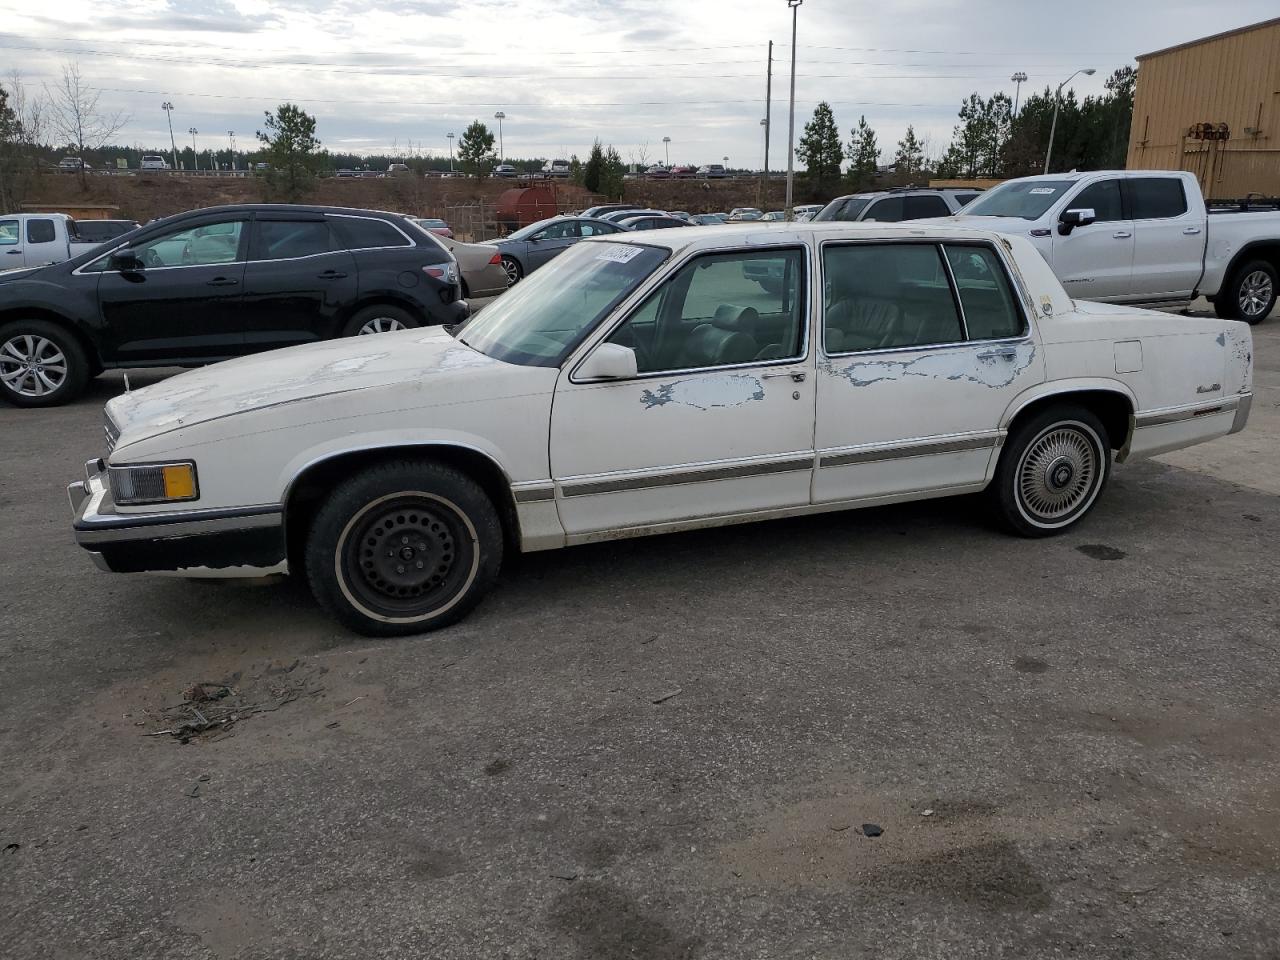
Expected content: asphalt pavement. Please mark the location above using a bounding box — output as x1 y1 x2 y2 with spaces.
2 311 1278 959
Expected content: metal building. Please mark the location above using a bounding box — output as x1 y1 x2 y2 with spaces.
1126 16 1280 199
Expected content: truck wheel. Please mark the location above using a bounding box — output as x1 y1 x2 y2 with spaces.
1216 260 1277 324
304 460 503 636
341 304 418 337
988 404 1111 538
0 319 90 408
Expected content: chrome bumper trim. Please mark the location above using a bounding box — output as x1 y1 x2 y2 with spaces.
819 433 1001 469
1134 395 1242 428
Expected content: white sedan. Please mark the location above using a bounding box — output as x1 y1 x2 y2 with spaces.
69 223 1254 635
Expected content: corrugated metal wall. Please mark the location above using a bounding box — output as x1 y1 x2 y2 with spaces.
1127 19 1280 198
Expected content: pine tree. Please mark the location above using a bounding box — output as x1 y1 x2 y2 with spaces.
583 140 606 193
457 120 496 179
894 125 924 177
796 101 844 195
847 115 880 190
256 103 321 202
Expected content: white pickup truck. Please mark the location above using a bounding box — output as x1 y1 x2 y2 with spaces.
0 213 105 269
949 170 1280 323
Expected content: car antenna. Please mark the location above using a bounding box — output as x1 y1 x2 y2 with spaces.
123 373 131 393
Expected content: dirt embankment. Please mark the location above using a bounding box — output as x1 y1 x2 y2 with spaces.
17 173 787 223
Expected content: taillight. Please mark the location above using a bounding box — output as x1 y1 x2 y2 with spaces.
423 263 458 284
488 252 501 265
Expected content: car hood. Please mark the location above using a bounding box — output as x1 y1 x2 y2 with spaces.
107 328 503 446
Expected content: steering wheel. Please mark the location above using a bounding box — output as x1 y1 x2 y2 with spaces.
144 247 164 268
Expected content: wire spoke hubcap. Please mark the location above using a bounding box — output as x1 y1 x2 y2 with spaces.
1017 426 1098 522
358 317 406 335
1239 270 1274 318
0 335 68 397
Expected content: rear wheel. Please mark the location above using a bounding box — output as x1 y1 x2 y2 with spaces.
304 460 503 636
500 256 523 287
989 405 1111 538
0 319 90 408
341 304 418 337
1214 259 1277 324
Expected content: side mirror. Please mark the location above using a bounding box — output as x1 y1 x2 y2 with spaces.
1058 207 1096 236
578 343 638 382
109 248 144 272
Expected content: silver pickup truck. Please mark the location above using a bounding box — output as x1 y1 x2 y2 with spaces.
0 213 118 269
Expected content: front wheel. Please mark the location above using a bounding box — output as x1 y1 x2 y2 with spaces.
500 256 523 287
1215 259 1277 324
0 320 91 408
989 405 1111 538
304 461 503 636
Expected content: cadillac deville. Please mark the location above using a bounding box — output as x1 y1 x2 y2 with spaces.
68 223 1254 636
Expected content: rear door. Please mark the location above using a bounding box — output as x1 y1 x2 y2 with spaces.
1049 177 1134 301
240 215 358 351
1124 176 1204 301
22 217 66 266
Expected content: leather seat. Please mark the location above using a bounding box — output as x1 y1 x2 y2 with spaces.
679 305 760 368
825 255 903 351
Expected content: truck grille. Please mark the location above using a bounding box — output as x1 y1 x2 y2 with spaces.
104 414 120 454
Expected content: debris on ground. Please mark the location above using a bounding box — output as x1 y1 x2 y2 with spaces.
860 823 884 838
3 843 19 854
185 783 201 798
651 688 682 704
143 660 325 743
922 809 934 817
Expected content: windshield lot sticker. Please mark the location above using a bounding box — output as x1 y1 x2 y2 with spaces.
641 374 765 410
596 245 643 264
1029 187 1057 195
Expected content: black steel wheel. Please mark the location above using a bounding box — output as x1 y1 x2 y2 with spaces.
305 461 503 636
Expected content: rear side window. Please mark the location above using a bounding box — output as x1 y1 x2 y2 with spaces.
954 193 980 207
1128 178 1188 220
824 243 962 352
903 195 950 219
254 220 334 260
1071 180 1123 223
943 245 1024 340
333 216 411 249
27 219 56 244
864 197 905 222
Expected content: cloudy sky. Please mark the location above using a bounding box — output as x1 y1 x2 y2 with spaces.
4 0 1276 167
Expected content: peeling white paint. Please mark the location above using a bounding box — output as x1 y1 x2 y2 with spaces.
640 374 765 410
824 344 1036 390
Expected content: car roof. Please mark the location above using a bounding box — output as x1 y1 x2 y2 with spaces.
586 220 1028 253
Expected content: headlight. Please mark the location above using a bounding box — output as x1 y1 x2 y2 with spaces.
108 462 199 505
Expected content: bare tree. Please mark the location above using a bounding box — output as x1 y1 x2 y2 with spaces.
7 71 45 148
1 72 47 210
44 62 128 181
628 141 651 172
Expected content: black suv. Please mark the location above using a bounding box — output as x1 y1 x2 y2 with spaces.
0 204 466 407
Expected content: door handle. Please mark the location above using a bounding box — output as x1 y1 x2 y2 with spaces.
5 249 21 254
1112 231 1132 239
206 277 239 287
761 370 806 382
1183 226 1202 235
318 270 348 279
977 346 1018 361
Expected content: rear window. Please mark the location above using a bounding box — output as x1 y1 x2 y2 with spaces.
27 219 56 244
1128 178 1188 220
333 216 411 249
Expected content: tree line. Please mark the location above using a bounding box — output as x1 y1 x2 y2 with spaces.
796 65 1136 198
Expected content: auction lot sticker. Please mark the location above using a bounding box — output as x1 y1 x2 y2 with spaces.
596 245 644 263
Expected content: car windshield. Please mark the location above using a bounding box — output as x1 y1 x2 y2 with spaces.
458 241 668 367
962 180 1074 219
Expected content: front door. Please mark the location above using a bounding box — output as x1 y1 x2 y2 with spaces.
1050 177 1135 301
526 220 581 270
241 216 359 351
551 245 816 537
95 217 249 363
816 240 1043 503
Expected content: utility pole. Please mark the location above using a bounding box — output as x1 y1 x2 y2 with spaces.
227 131 236 171
785 0 802 219
161 102 177 170
188 127 198 171
761 40 772 209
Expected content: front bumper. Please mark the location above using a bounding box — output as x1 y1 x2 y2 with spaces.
68 460 287 575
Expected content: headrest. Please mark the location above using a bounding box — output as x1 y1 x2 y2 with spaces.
712 304 760 334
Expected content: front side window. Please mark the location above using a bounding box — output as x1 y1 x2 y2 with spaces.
1128 177 1188 220
824 243 962 352
943 245 1024 340
128 220 246 267
579 222 618 237
536 221 580 241
0 220 18 246
253 220 334 260
864 197 905 222
1070 180 1123 222
904 195 951 219
459 241 667 367
333 216 410 249
607 248 805 374
27 219 56 244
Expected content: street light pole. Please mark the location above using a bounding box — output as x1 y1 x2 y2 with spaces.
161 102 177 170
1044 67 1095 174
761 40 773 209
494 111 505 161
1010 71 1027 118
227 131 235 171
188 127 198 171
447 132 455 172
785 0 802 219
662 136 671 166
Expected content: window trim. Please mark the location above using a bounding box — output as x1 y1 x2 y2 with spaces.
570 242 812 384
818 237 1030 359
